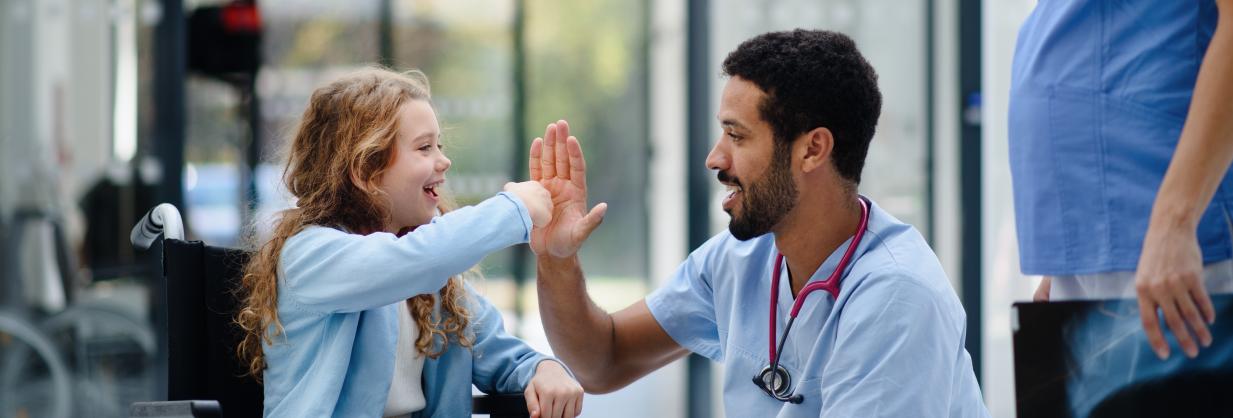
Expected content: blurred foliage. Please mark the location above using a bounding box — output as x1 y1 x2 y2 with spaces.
523 0 648 279
185 0 648 279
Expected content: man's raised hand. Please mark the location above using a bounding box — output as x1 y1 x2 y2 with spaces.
528 120 607 258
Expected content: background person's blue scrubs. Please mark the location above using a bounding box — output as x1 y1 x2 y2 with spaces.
1009 0 1233 277
645 198 989 417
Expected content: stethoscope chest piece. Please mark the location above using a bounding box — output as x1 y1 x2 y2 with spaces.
757 364 793 398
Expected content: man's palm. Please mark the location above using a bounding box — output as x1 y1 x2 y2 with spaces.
528 121 607 258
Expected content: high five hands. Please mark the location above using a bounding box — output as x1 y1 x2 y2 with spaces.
528 120 608 258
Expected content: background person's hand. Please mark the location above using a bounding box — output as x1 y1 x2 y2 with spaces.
524 360 583 418
528 120 607 258
1135 223 1216 359
1033 277 1051 302
504 181 553 228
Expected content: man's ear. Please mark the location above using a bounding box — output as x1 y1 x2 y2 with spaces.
799 127 834 174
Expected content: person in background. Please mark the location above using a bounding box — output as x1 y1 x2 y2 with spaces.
1012 0 1233 359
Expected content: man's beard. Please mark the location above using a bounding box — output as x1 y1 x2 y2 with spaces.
722 144 798 241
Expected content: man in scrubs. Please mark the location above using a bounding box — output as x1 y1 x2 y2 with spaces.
529 30 989 417
1012 0 1233 359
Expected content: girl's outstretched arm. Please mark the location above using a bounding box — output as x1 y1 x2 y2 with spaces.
279 192 533 313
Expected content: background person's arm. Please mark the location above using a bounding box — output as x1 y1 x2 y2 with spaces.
1136 0 1233 360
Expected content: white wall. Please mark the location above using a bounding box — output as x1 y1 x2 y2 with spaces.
646 0 689 416
981 1 1040 417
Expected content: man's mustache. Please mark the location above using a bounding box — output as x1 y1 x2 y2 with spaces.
717 171 742 189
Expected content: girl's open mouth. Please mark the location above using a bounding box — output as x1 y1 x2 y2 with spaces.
423 180 444 199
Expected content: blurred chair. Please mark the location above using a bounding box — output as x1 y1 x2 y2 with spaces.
129 203 530 418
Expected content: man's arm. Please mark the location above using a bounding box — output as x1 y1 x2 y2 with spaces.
528 120 688 393
1135 0 1233 360
537 255 689 393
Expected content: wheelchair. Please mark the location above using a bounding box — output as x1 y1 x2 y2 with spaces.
1 207 157 418
127 203 530 417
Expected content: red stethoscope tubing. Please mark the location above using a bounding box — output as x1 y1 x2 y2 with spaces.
767 197 870 366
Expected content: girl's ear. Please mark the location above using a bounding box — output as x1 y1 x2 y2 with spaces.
349 168 375 194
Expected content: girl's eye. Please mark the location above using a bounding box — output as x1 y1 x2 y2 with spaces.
418 144 433 152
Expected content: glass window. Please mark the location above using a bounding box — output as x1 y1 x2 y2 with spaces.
524 0 650 286
709 0 931 236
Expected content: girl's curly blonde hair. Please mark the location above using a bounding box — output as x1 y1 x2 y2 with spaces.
234 67 473 381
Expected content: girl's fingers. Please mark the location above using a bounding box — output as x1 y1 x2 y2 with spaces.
525 383 541 418
550 393 566 418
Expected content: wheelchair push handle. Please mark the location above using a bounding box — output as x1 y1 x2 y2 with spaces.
131 203 186 249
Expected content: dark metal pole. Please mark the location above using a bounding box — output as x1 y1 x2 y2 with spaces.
153 0 187 399
510 0 529 324
243 76 261 225
378 0 394 68
958 0 984 385
156 0 186 212
686 0 713 416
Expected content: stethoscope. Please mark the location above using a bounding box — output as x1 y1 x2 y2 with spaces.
752 196 870 404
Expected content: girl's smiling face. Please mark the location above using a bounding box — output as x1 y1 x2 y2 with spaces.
379 99 451 233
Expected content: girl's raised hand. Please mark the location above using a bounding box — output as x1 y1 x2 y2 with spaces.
524 360 583 418
504 181 553 228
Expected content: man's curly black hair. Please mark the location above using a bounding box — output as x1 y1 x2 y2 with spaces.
722 29 882 185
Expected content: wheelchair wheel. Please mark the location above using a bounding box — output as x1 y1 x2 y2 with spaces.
40 301 158 417
0 312 72 418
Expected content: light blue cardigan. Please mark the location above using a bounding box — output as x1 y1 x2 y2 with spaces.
261 193 563 417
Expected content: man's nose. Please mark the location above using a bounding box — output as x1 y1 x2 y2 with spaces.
705 141 728 171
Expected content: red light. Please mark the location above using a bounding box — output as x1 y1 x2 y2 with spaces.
221 3 261 34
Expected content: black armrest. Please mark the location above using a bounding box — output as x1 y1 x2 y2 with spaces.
130 401 223 418
472 393 530 418
131 394 525 416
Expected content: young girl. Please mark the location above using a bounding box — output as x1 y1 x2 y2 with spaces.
234 68 583 418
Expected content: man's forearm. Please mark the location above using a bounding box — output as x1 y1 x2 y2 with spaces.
1151 5 1233 228
535 255 616 390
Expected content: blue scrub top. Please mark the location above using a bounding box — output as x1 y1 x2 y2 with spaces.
646 198 989 417
1009 0 1233 276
